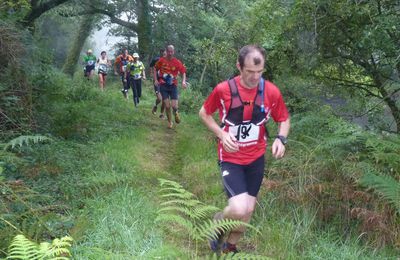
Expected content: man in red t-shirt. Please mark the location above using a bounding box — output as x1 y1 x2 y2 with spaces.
154 45 187 128
199 45 290 254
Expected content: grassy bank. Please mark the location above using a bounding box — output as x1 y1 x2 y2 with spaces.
1 76 399 259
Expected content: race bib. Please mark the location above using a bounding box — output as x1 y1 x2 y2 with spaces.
87 60 94 66
99 64 107 72
134 73 141 79
229 123 260 144
122 65 127 72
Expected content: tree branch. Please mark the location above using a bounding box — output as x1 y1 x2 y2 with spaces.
23 0 71 26
85 5 138 31
317 75 382 98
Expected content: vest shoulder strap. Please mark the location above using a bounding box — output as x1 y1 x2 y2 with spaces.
227 78 242 110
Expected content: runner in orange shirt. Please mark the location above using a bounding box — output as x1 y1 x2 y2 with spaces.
114 49 134 99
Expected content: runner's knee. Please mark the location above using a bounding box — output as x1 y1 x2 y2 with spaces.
226 204 248 219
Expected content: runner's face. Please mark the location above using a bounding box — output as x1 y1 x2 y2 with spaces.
123 50 128 57
166 48 174 59
237 52 265 89
101 53 106 58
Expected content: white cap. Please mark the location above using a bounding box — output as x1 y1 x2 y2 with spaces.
133 53 139 58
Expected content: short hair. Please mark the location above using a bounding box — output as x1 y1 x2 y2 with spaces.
101 51 106 55
238 45 266 69
166 45 175 51
159 48 166 55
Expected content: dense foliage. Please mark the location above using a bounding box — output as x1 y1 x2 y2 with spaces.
0 0 399 258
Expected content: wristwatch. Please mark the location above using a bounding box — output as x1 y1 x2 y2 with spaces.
276 135 288 145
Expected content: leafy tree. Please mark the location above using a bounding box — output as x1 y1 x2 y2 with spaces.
278 0 400 132
75 0 153 61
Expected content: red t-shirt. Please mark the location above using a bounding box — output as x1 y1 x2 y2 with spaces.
203 76 289 165
154 57 186 85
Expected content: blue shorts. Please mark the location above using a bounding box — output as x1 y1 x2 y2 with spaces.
219 155 265 198
160 84 178 100
85 65 95 73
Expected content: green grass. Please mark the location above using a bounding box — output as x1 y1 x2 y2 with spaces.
72 187 163 259
2 76 400 259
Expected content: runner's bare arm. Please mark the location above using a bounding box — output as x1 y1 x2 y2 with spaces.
142 68 146 80
181 72 187 89
153 68 158 85
271 117 290 159
199 106 239 153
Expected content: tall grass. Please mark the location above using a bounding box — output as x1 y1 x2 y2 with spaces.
172 107 400 258
72 187 163 259
1 69 399 258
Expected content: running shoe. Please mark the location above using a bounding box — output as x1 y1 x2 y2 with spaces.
222 242 238 255
159 114 165 119
122 89 127 99
152 106 157 115
174 111 181 124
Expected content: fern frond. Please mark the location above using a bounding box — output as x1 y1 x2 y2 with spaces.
198 219 254 240
158 178 185 189
6 234 41 260
161 192 195 200
159 185 194 194
155 214 194 231
6 234 73 260
360 172 400 213
161 199 201 207
191 205 219 220
158 206 194 218
4 135 52 150
41 236 73 258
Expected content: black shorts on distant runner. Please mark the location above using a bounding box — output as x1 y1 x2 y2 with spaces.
219 155 265 198
85 65 95 73
160 83 178 100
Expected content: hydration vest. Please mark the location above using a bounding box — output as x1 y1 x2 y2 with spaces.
128 61 144 79
120 56 129 72
222 77 266 144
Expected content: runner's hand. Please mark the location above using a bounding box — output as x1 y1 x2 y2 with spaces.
221 131 239 153
182 81 187 89
271 138 285 159
142 77 146 81
114 71 119 76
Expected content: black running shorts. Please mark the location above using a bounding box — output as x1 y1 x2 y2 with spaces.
219 155 265 198
160 84 178 100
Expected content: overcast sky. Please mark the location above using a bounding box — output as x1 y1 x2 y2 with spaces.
91 26 124 57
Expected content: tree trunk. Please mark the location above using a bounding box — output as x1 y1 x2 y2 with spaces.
380 88 400 132
137 0 152 63
374 74 400 132
62 15 94 77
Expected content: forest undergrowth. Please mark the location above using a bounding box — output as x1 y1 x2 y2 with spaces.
1 76 400 259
